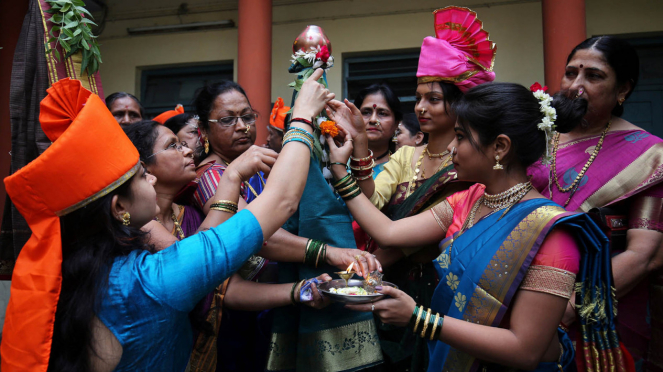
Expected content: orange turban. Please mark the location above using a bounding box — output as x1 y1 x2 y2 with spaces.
269 97 289 131
1 78 140 371
153 104 185 124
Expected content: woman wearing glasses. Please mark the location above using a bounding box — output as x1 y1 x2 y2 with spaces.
191 80 380 371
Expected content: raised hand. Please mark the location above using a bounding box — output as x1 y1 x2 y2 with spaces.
325 246 383 278
325 132 354 170
326 99 365 139
345 285 416 327
224 145 278 182
293 68 336 119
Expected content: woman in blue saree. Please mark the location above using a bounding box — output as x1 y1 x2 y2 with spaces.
327 83 630 372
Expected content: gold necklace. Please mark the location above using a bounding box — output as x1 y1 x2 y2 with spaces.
550 121 610 207
483 182 533 210
448 183 531 264
155 205 185 240
407 144 451 196
424 147 448 159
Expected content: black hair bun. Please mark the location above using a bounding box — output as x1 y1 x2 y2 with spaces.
551 93 587 134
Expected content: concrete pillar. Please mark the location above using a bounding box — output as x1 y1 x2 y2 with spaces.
542 0 587 93
238 0 272 146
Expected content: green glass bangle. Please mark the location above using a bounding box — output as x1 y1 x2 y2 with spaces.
332 174 353 188
340 187 362 201
290 281 299 305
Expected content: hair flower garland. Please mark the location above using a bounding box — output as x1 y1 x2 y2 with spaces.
530 82 557 164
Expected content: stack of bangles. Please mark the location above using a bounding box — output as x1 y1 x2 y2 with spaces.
210 200 238 214
290 279 305 305
304 239 327 268
411 305 444 341
333 174 361 201
349 150 374 180
282 118 315 152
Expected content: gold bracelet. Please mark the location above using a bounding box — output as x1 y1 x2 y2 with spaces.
420 308 432 338
214 200 238 207
413 306 424 334
429 313 440 341
210 206 237 214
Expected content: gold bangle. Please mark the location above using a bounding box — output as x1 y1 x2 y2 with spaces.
336 180 358 193
420 308 432 338
304 239 312 263
214 200 238 207
429 313 440 341
413 306 424 334
210 206 237 214
315 244 324 268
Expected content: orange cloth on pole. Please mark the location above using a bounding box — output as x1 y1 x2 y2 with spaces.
153 104 185 124
269 97 289 131
1 78 140 371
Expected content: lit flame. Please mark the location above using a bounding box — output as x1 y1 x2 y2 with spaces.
346 262 355 273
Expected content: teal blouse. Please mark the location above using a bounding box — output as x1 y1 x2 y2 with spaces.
97 209 263 371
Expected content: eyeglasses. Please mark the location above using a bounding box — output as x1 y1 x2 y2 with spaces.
208 113 257 128
147 141 189 159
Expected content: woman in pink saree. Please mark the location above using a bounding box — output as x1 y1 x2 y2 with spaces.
528 36 663 371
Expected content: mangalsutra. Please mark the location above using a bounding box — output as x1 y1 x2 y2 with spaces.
407 144 451 196
549 121 610 207
155 207 186 240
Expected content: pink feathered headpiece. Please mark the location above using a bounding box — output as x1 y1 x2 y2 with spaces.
417 6 497 92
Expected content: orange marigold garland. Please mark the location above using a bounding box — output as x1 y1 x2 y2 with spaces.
320 120 339 137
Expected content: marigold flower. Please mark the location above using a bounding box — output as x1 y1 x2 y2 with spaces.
320 120 339 137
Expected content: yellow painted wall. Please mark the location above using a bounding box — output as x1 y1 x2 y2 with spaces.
98 0 663 105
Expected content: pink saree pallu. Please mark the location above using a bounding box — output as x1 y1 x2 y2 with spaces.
529 129 663 371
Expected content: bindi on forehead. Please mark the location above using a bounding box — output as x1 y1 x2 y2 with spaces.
373 104 377 109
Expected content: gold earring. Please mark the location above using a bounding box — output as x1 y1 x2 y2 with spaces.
121 212 131 226
618 98 625 106
204 138 209 154
493 155 503 170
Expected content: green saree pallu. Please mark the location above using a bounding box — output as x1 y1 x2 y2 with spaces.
266 157 383 372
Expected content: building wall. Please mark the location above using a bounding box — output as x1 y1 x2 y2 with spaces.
98 0 663 110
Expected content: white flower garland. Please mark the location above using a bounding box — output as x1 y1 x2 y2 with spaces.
532 88 557 164
290 46 334 71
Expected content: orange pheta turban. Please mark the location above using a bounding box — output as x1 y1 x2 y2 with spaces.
269 97 290 131
1 78 140 371
153 104 185 124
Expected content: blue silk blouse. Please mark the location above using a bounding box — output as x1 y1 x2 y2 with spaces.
97 209 263 371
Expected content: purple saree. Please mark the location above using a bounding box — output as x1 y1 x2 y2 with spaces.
528 129 663 371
